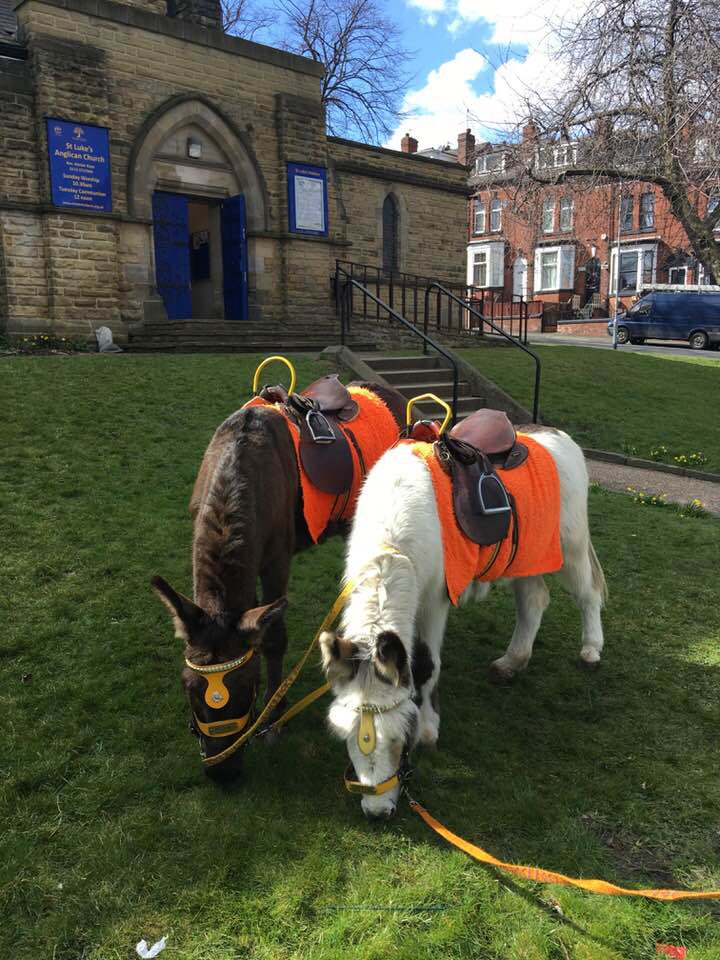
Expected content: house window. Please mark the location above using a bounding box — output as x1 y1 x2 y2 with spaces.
533 245 575 292
382 194 399 273
609 245 657 293
668 266 687 284
473 199 486 234
542 198 555 233
475 152 505 175
467 241 504 288
490 198 502 232
707 194 720 232
559 197 573 232
640 192 655 230
620 196 634 232
537 143 578 169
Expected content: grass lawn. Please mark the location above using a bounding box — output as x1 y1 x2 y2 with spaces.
2 353 720 960
459 345 720 471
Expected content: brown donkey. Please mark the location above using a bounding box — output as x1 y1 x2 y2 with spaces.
153 380 405 782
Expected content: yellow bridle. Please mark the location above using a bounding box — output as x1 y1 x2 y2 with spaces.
184 648 257 752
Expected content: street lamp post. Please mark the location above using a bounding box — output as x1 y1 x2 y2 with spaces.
612 185 623 350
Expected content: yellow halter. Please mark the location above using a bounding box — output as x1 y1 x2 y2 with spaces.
184 648 256 752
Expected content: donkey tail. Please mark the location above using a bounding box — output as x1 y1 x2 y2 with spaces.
588 540 608 606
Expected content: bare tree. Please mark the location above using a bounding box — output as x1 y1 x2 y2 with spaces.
279 0 413 144
514 0 720 278
221 0 273 39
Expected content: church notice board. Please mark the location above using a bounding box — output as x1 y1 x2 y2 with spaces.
287 163 328 236
46 119 113 213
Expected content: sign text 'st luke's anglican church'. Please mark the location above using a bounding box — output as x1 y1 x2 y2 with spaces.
46 119 113 213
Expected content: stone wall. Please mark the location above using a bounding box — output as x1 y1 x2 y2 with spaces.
2 0 469 338
328 138 468 283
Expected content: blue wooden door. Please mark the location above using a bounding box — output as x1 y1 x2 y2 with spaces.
152 192 192 320
221 195 248 321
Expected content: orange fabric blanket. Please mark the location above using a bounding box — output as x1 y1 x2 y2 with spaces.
246 387 399 543
412 435 563 605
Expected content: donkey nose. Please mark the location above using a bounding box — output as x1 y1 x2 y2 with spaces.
362 798 397 819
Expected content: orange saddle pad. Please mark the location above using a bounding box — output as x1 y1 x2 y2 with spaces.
412 434 563 605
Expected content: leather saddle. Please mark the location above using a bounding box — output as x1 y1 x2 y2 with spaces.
437 409 528 548
258 375 359 496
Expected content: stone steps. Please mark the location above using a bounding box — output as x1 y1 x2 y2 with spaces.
127 318 372 354
360 354 486 421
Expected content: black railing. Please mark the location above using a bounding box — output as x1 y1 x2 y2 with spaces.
424 282 541 423
336 266 460 423
335 259 530 341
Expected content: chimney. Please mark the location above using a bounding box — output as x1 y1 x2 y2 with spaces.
168 0 222 31
457 128 475 166
401 132 418 154
522 121 538 144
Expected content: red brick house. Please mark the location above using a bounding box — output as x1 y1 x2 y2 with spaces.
463 126 719 330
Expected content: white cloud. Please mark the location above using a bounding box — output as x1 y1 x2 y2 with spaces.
406 0 449 26
390 0 578 151
386 48 490 150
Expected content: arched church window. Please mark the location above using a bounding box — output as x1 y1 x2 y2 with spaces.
382 194 399 273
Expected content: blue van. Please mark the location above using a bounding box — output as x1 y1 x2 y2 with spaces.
607 290 720 349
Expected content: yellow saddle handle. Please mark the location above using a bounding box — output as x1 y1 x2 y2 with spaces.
252 355 297 396
405 393 452 436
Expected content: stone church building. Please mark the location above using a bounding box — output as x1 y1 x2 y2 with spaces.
0 0 467 341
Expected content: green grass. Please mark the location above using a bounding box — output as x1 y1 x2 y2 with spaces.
2 354 720 959
460 345 720 470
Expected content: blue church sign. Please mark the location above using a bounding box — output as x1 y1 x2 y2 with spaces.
287 163 328 237
46 119 112 212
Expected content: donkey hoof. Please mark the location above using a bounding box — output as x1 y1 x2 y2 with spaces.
488 659 517 684
578 655 601 672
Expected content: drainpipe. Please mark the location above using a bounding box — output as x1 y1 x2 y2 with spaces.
612 184 622 350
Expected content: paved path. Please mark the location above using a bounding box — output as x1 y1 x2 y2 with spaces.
587 458 720 515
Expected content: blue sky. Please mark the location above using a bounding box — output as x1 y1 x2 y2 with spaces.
384 0 571 151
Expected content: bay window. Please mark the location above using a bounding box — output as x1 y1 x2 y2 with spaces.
467 241 505 288
609 244 657 293
533 245 575 292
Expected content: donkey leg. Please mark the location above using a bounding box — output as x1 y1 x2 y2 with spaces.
414 593 449 747
557 538 606 668
490 575 550 682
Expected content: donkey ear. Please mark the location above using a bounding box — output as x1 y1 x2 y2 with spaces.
319 630 358 686
151 576 203 641
236 597 288 640
373 631 409 687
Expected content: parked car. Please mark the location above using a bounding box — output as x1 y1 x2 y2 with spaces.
607 290 720 349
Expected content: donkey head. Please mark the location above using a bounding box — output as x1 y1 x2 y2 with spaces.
320 628 418 818
151 576 287 783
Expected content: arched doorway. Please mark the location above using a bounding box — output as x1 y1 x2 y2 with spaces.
129 97 268 321
512 256 528 301
382 194 400 274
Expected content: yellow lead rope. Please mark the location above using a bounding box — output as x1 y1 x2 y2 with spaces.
407 798 720 901
202 579 354 766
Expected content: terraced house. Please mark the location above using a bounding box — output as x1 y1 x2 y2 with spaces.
0 0 467 347
465 124 720 333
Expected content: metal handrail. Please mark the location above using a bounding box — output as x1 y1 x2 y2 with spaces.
336 266 460 423
424 282 541 423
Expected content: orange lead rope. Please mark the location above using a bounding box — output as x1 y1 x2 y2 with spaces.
407 797 720 900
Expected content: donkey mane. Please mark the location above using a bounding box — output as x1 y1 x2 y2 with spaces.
192 407 289 618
